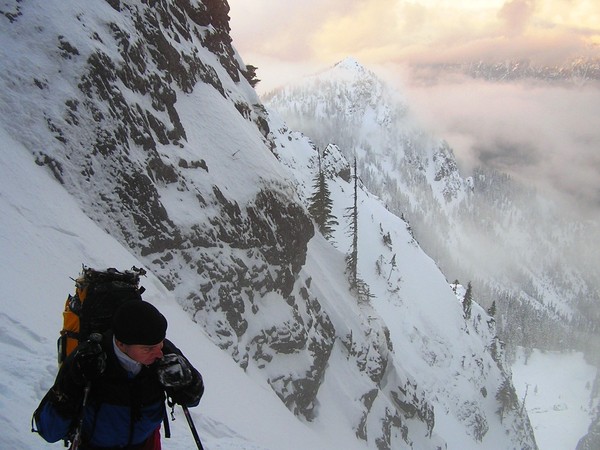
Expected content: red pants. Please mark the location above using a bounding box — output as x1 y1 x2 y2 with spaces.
141 427 161 450
80 427 162 449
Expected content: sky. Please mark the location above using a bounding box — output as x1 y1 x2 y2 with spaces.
228 0 600 218
228 0 600 92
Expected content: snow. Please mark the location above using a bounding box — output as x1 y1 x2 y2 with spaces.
513 348 598 450
0 2 597 449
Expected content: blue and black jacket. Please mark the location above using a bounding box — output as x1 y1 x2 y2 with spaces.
33 332 203 449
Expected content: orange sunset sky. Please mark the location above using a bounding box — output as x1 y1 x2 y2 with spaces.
228 0 600 92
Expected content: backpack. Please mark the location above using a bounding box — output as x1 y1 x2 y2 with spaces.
57 265 146 365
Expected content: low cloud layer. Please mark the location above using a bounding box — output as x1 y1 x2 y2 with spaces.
395 73 600 217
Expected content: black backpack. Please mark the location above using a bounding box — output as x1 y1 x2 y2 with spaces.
57 265 146 365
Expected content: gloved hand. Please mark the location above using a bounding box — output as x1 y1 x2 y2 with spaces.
71 333 106 385
156 353 193 388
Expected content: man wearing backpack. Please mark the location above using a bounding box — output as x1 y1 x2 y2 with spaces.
34 300 204 449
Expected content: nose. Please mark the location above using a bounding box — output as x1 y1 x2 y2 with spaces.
150 346 163 362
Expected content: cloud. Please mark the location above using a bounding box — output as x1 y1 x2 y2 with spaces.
397 73 600 216
228 1 337 60
498 0 536 36
475 139 540 169
229 0 600 73
311 0 400 62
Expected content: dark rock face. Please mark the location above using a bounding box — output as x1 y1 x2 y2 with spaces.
168 186 331 420
577 412 600 450
266 312 336 420
31 0 244 256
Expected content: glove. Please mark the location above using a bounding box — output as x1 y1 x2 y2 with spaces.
156 353 204 406
71 333 106 385
156 354 193 388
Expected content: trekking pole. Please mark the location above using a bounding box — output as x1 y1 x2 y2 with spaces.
70 381 92 450
182 405 204 450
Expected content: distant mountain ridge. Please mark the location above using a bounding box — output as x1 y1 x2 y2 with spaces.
263 57 600 358
411 57 600 84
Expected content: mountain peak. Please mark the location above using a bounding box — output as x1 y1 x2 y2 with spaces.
334 57 365 72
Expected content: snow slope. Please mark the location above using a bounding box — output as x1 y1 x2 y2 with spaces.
513 348 598 450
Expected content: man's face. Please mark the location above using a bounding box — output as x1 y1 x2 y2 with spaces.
121 341 164 365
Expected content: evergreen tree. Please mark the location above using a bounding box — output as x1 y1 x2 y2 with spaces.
463 281 473 319
344 157 372 304
345 157 359 290
387 253 397 282
308 152 338 239
490 338 500 364
487 300 497 317
242 64 260 88
496 378 519 423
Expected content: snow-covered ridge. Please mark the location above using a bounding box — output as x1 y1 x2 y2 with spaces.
413 58 600 84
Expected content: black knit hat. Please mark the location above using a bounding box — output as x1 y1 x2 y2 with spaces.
112 300 167 345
